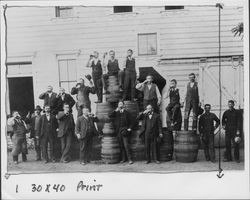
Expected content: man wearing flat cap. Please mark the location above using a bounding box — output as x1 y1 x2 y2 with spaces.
109 101 134 164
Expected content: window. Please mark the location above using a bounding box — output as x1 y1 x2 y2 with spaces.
164 6 184 10
58 59 77 92
138 33 157 55
55 6 73 18
7 62 32 76
113 6 133 13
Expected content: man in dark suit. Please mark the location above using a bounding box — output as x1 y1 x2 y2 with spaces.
198 104 220 162
138 104 163 164
109 101 133 164
222 100 241 163
55 87 75 114
39 85 57 115
37 105 58 163
75 108 99 165
71 78 96 117
56 103 75 163
25 105 43 161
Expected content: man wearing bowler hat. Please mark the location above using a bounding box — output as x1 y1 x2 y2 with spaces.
25 105 43 161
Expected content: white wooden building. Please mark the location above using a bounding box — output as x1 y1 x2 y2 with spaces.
5 5 244 127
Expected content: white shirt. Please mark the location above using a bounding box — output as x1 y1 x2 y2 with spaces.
48 92 52 98
46 114 50 121
190 82 195 88
149 114 153 119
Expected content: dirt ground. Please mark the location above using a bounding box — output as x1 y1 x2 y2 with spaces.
7 148 244 174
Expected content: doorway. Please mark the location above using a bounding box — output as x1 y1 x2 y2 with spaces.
8 77 34 117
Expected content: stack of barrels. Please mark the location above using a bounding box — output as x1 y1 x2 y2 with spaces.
100 122 120 164
106 76 122 103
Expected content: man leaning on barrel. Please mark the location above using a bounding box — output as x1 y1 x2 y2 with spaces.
109 101 134 165
138 104 163 164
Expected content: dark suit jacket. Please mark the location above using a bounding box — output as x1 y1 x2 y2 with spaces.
25 114 41 138
37 114 58 138
75 116 99 139
109 110 133 133
56 112 75 138
55 93 75 113
139 112 162 138
39 92 57 112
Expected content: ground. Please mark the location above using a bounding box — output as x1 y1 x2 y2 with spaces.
7 148 244 174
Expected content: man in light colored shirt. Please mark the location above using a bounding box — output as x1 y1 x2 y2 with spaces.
136 75 161 113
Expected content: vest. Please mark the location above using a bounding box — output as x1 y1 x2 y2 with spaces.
125 58 135 72
186 82 199 102
143 84 157 100
13 120 26 138
44 116 53 136
145 115 154 136
107 59 119 75
169 89 180 104
91 60 102 78
119 112 127 128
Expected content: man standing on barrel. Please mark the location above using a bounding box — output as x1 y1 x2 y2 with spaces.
102 50 123 94
86 51 103 103
183 73 200 131
222 100 241 163
122 49 139 101
198 104 220 162
71 78 95 117
75 108 99 165
136 75 161 113
138 104 163 164
109 101 134 164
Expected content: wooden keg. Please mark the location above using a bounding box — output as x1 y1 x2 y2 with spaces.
159 128 174 162
96 102 116 131
174 130 199 162
101 136 120 164
102 122 116 137
129 127 145 161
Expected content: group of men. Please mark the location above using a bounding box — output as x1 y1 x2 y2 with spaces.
7 49 242 165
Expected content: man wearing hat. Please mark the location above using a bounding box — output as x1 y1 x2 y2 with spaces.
222 100 241 163
109 101 133 164
25 105 43 161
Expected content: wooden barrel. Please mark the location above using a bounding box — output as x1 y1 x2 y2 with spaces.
106 76 122 103
102 122 116 137
124 101 139 120
159 128 174 162
174 130 199 162
96 102 116 131
101 136 120 164
129 127 145 161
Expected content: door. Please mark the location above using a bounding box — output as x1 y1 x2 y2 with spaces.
8 77 34 117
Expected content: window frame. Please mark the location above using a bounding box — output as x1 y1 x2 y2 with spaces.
137 33 158 56
113 6 133 13
58 59 77 92
55 6 74 18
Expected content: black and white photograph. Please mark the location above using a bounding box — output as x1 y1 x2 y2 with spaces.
1 0 249 199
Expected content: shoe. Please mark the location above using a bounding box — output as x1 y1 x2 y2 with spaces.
211 159 216 163
63 160 69 163
146 160 151 164
95 100 102 103
36 158 41 161
155 160 160 164
235 160 240 163
44 160 49 164
14 161 18 165
129 160 133 165
80 162 86 165
52 159 56 163
132 98 137 102
206 157 210 161
120 160 126 163
103 90 110 95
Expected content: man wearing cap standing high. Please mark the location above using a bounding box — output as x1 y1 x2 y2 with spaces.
25 105 43 161
222 100 241 163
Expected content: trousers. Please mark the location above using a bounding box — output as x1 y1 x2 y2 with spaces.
92 74 103 102
224 128 239 161
60 133 72 162
145 135 160 161
202 133 215 161
184 100 199 130
41 135 54 161
122 71 136 100
118 133 132 161
79 136 93 163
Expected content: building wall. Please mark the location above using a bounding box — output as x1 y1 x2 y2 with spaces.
5 6 244 125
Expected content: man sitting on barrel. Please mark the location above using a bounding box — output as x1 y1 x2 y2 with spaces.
138 104 163 164
102 50 123 94
109 101 134 164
